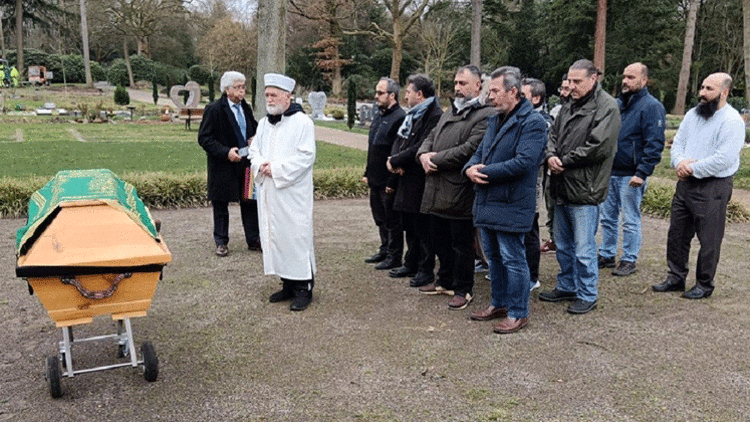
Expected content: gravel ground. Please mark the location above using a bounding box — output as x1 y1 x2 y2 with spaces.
2 198 750 421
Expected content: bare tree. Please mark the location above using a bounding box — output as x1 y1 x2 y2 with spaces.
346 0 432 81
470 0 481 66
593 0 606 76
673 0 700 115
105 0 184 58
0 9 6 59
745 0 750 106
421 15 458 96
15 0 23 78
255 0 286 118
80 0 92 86
196 17 256 76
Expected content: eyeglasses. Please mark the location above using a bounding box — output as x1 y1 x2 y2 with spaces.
231 85 246 90
375 91 387 96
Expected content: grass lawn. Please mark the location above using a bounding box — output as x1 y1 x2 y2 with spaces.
314 120 370 135
652 146 750 189
0 120 365 179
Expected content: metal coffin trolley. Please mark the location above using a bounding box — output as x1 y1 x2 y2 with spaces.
15 169 172 398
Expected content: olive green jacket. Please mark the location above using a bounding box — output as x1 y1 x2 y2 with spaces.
545 84 621 205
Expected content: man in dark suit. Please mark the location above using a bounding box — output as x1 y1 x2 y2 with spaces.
198 71 260 257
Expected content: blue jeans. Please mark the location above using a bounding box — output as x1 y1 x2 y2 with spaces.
599 176 647 263
480 228 530 319
553 204 599 302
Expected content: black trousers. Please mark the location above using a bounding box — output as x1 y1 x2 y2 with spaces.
369 186 403 259
281 276 315 297
666 176 733 290
212 200 260 247
402 211 434 274
430 215 474 296
524 212 541 281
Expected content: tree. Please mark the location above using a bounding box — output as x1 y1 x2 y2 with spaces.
105 0 184 58
79 0 92 86
594 0 607 75
673 0 700 115
470 0 481 66
255 0 286 118
745 0 750 105
312 37 352 97
420 2 462 96
346 0 431 81
196 17 256 77
347 76 356 129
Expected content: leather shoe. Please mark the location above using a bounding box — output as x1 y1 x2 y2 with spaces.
248 242 262 252
652 279 685 292
538 288 577 302
410 272 434 288
365 251 387 263
290 293 312 311
389 266 417 278
682 285 713 299
567 299 597 314
375 257 401 270
215 245 228 257
470 305 508 321
269 288 294 303
493 317 529 334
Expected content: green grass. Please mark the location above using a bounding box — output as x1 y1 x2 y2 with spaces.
0 121 365 179
314 120 370 135
652 146 750 189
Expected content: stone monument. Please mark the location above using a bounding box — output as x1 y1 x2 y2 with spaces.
169 81 201 110
308 91 327 120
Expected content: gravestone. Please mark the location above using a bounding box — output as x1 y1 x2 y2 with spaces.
170 81 201 110
357 103 376 126
308 92 327 120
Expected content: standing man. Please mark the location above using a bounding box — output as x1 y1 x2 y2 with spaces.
465 66 547 333
363 78 406 270
521 77 553 128
198 71 260 257
249 73 317 311
538 59 621 314
652 73 745 299
386 74 443 287
417 65 496 309
598 63 666 276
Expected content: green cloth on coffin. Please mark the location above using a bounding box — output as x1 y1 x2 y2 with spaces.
16 169 159 255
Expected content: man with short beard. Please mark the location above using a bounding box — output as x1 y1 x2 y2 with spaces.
652 73 745 299
363 78 406 270
598 63 666 276
538 59 621 315
416 65 496 310
249 73 316 311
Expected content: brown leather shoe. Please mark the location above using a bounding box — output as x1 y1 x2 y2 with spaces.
215 245 228 257
469 305 508 321
493 317 529 334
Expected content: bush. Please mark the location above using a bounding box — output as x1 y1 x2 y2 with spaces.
331 109 345 120
313 168 368 199
641 182 750 222
188 65 211 85
114 85 130 105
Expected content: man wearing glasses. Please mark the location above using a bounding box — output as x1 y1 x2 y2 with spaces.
198 71 260 257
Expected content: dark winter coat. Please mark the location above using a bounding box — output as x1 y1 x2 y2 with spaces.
198 94 258 202
611 87 666 179
545 84 621 205
389 99 443 213
417 100 496 219
365 103 405 187
464 99 547 233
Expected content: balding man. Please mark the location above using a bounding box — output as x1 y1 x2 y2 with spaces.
598 63 666 276
652 73 745 299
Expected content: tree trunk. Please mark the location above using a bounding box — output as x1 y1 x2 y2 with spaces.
471 0 482 67
390 19 402 81
255 0 287 119
1 10 6 59
124 39 135 87
593 0 607 77
743 0 750 107
15 0 23 79
80 0 92 86
673 0 700 115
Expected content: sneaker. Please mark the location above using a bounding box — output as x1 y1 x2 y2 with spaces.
530 280 541 292
538 288 577 302
612 261 637 276
567 299 597 314
474 260 488 273
598 255 616 269
448 293 473 310
540 239 556 254
418 283 454 296
484 273 490 280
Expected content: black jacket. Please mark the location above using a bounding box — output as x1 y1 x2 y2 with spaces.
611 87 666 178
389 99 443 213
198 94 258 202
365 103 405 187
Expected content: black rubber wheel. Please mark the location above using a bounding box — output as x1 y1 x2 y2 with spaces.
141 342 158 382
45 356 62 398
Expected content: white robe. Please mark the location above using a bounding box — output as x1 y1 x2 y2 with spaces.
249 112 316 280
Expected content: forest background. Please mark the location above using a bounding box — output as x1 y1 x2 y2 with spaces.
0 0 747 114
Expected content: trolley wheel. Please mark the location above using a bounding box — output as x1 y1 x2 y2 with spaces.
141 342 158 382
45 356 62 398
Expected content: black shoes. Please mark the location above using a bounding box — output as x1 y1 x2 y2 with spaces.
612 261 636 276
290 293 312 311
598 255 615 269
652 279 685 292
269 288 294 303
248 241 262 252
375 257 401 270
681 285 713 300
389 266 417 278
409 272 434 288
567 299 597 314
538 288 577 302
365 251 387 263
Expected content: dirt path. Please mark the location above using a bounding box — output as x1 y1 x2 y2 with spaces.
2 199 750 421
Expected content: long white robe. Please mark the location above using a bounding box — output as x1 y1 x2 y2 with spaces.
249 112 316 280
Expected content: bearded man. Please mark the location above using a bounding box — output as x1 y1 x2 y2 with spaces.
249 73 316 311
652 73 745 299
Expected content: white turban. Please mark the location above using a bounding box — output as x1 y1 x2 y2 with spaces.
264 73 296 93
